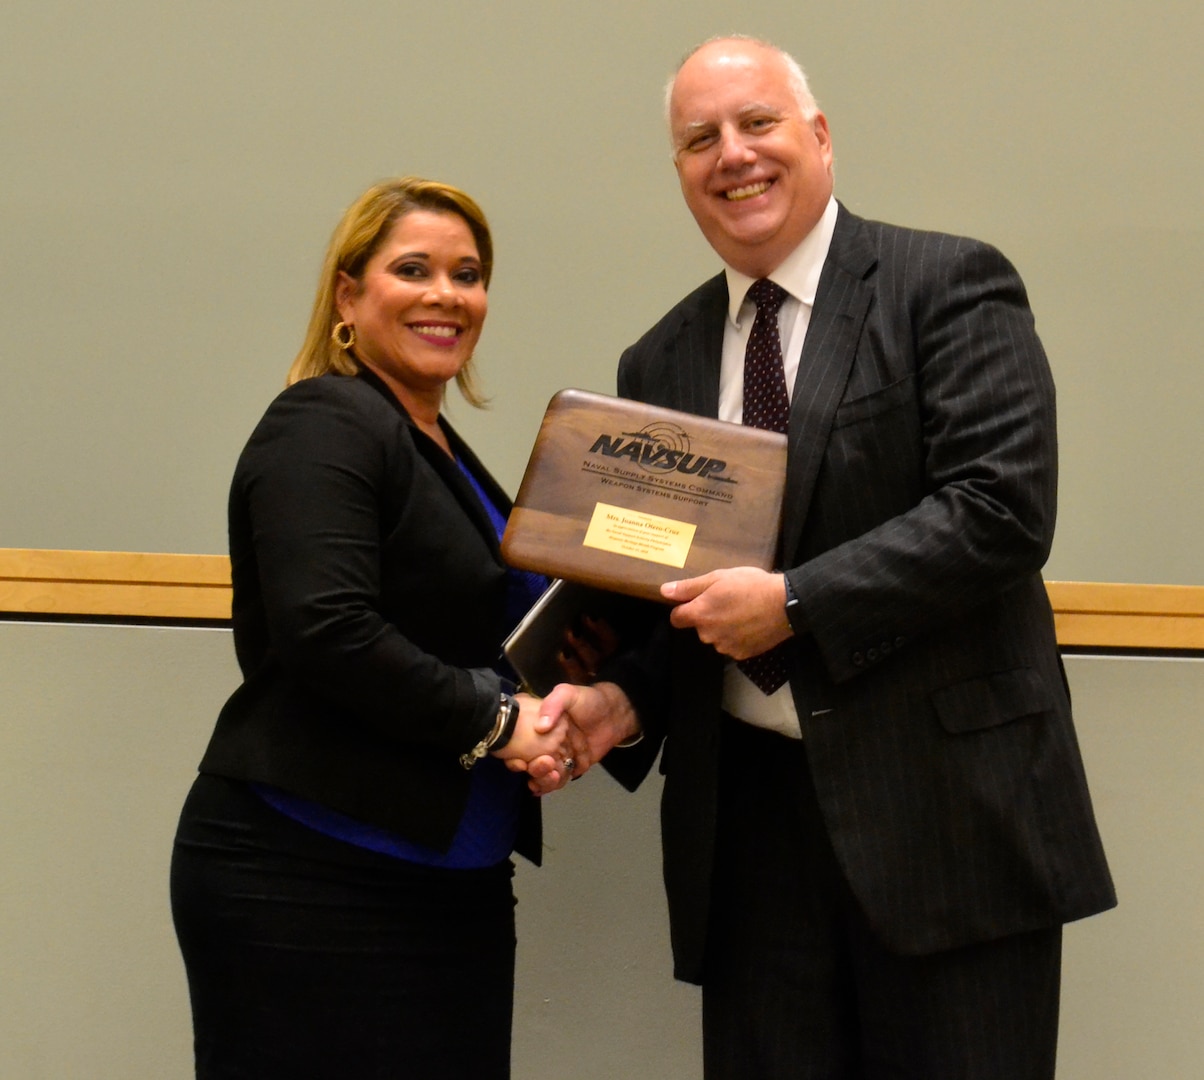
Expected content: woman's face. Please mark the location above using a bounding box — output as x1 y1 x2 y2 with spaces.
336 209 488 410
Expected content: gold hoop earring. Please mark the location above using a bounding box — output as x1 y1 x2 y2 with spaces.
332 321 356 351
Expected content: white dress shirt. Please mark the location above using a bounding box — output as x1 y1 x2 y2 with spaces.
717 195 838 738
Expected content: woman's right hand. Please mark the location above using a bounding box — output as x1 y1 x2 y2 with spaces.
490 693 581 791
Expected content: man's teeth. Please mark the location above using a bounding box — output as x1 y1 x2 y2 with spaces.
725 182 770 201
414 325 458 337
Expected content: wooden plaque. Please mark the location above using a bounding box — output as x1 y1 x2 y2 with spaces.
501 389 787 602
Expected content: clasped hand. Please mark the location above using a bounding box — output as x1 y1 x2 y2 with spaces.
493 609 631 795
496 683 640 795
495 568 792 794
489 692 582 792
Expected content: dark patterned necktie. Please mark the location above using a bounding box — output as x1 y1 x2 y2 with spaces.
737 279 792 694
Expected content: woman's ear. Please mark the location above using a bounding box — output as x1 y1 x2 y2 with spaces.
333 270 358 323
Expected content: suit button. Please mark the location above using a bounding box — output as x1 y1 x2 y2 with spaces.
880 640 893 655
867 648 879 662
895 636 906 649
852 651 865 666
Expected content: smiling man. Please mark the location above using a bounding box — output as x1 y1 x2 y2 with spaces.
546 35 1117 1080
668 40 833 279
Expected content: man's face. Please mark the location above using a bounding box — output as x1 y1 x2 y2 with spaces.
670 40 834 278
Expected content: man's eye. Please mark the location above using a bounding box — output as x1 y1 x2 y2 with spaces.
684 132 717 153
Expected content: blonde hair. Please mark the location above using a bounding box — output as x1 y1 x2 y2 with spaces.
287 177 494 407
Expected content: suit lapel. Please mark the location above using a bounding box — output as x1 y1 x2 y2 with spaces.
667 274 726 419
780 208 877 559
355 367 505 557
433 424 510 558
651 238 877 563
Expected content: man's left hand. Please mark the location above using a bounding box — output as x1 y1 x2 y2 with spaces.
662 567 793 659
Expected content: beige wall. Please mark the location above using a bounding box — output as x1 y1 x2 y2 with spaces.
2 1 1201 1076
2 631 1201 1078
3 0 1200 583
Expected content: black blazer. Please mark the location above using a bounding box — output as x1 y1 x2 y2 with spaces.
199 368 541 862
605 206 1115 981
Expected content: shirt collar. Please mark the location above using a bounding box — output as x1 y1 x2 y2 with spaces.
724 195 839 326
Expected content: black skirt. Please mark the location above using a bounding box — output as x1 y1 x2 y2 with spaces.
170 773 517 1079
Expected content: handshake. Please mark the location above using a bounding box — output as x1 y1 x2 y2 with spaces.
487 564 795 793
489 607 640 795
492 681 641 795
486 564 798 793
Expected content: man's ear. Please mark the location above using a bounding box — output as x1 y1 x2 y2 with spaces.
812 112 834 173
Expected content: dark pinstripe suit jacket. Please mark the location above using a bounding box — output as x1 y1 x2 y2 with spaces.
604 205 1116 984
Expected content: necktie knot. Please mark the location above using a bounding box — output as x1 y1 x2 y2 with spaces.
747 278 788 317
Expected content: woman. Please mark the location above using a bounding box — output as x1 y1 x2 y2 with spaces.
171 177 578 1078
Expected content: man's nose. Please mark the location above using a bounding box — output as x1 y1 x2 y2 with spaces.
717 126 755 169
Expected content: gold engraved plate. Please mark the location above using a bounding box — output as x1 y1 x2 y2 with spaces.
583 503 697 568
501 390 787 602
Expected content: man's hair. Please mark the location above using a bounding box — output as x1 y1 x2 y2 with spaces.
663 35 821 131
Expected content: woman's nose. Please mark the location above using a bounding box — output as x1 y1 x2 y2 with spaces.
424 276 462 305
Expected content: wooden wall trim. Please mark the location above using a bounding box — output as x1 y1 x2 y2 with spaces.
1046 580 1204 652
0 549 232 622
1 548 1202 651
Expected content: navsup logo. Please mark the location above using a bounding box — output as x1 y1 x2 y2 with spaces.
588 422 735 482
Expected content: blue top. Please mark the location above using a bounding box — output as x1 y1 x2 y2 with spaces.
254 455 547 869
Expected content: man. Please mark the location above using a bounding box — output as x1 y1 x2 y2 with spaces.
542 35 1115 1079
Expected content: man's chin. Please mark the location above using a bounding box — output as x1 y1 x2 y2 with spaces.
714 197 783 236
711 217 782 254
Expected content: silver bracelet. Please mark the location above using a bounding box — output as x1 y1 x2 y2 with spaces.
459 693 517 770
